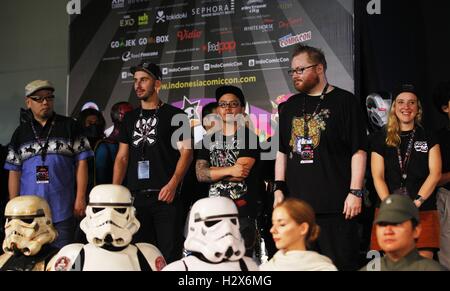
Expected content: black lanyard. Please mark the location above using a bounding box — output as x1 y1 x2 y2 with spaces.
397 129 416 186
302 83 329 138
30 119 55 164
139 101 162 159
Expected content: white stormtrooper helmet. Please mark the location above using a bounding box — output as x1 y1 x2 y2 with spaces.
366 92 392 129
3 195 57 256
80 185 140 249
184 197 245 263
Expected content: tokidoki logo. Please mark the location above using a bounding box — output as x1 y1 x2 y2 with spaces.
241 0 267 14
156 10 188 23
201 41 236 54
133 117 158 147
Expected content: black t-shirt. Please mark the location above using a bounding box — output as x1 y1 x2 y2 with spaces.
119 104 190 191
436 127 450 190
197 126 261 218
370 126 438 210
278 87 367 214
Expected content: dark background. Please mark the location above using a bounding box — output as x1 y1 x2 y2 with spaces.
356 0 450 131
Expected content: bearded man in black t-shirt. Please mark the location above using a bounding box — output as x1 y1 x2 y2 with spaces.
275 45 368 270
113 62 193 263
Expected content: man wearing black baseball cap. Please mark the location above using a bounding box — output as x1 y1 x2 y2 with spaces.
360 195 446 271
113 62 192 263
196 85 261 257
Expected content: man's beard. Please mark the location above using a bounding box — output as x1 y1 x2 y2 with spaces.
294 75 320 94
136 87 155 101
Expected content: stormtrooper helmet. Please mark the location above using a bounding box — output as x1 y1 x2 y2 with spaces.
366 92 392 129
184 197 245 263
3 195 57 256
80 185 140 249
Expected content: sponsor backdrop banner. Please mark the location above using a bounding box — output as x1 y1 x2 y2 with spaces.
69 0 354 140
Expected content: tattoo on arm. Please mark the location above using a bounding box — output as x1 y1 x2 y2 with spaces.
196 159 212 183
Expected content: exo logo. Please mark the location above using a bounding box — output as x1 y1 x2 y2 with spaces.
202 41 236 54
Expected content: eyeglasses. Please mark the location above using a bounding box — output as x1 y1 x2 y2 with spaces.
288 64 318 76
28 95 55 103
218 101 241 108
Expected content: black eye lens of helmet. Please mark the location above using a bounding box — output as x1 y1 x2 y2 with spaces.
205 220 220 227
230 218 237 225
92 207 105 214
20 218 34 224
114 208 127 214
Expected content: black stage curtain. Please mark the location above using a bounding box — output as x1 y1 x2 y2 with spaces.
356 0 450 130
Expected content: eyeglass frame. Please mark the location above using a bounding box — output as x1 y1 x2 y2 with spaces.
217 100 241 108
27 95 55 103
288 64 319 76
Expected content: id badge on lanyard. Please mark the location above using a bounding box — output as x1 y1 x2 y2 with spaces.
138 160 150 180
36 165 50 184
296 137 314 164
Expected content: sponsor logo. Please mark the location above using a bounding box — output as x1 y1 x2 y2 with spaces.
248 57 290 67
156 10 188 23
278 0 294 9
147 35 170 44
243 23 273 32
122 51 158 62
241 40 276 47
177 29 202 41
165 48 200 55
138 13 149 26
201 41 236 54
367 0 381 15
278 31 312 48
203 61 243 71
191 1 235 18
162 65 201 75
122 71 134 79
112 0 125 9
279 17 303 29
111 37 149 48
120 15 135 27
241 0 267 14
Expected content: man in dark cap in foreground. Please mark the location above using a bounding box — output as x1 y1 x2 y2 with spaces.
361 195 447 271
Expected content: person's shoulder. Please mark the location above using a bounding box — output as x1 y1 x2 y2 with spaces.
163 103 186 115
241 256 259 271
414 257 448 271
329 86 357 101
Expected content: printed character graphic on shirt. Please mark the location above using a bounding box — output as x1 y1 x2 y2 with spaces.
132 116 158 147
290 109 330 153
209 137 247 200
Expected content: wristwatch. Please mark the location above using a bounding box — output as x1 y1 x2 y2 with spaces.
415 195 426 204
350 189 364 198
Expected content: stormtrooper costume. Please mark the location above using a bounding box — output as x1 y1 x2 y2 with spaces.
164 197 258 271
0 195 58 271
47 185 166 271
366 92 392 130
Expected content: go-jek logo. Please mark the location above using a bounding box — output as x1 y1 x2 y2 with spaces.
201 41 236 54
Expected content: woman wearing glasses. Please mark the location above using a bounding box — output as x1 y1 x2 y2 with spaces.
370 84 442 259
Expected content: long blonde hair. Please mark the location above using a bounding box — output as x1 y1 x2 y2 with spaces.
386 94 423 147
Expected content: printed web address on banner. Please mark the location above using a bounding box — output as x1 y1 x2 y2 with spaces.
160 76 257 90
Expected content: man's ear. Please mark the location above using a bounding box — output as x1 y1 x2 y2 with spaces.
25 97 31 109
441 105 449 113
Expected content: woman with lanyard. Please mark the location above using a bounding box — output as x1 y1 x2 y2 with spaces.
370 84 442 259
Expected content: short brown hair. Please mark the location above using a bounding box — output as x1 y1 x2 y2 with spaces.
276 198 320 247
292 44 327 71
